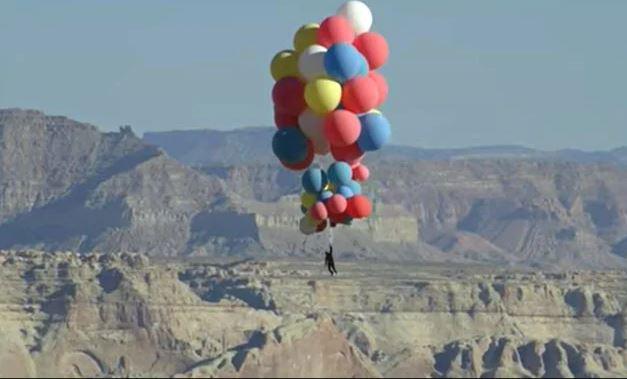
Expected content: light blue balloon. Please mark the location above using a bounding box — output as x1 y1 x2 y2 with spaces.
348 180 362 195
301 168 328 193
324 43 362 83
327 162 353 186
337 185 354 199
319 190 333 201
357 113 391 152
272 128 309 164
358 54 369 76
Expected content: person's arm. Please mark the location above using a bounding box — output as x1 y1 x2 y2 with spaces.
330 245 333 254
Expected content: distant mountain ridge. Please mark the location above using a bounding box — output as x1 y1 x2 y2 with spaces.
2 109 627 269
143 127 627 167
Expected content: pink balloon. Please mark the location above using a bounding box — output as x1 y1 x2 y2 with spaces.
341 76 379 114
352 164 370 181
368 71 388 107
324 110 361 147
317 16 355 48
326 194 348 214
353 32 389 70
310 201 328 221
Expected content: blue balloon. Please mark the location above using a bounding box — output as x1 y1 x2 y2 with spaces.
358 54 369 76
301 168 328 193
324 44 362 83
348 180 362 196
319 190 333 201
327 162 353 186
357 113 391 152
337 185 354 199
272 128 309 164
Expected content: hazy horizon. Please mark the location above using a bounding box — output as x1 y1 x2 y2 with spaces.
1 0 626 150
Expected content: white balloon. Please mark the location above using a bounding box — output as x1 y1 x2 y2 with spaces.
297 44 328 81
312 138 330 155
299 216 317 235
298 108 325 141
336 1 372 35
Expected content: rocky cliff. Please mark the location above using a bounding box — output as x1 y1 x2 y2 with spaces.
198 159 627 269
0 109 229 256
0 252 625 378
0 109 426 260
144 127 627 167
3 109 627 269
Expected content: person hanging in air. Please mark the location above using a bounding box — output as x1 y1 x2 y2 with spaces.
324 244 337 276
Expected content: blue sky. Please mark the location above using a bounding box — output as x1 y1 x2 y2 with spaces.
1 0 626 150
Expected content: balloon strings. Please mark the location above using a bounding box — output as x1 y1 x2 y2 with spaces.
328 225 334 246
302 235 308 253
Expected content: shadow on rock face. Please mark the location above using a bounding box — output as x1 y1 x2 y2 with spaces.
97 268 123 294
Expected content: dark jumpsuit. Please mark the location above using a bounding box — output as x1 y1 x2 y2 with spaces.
324 245 338 275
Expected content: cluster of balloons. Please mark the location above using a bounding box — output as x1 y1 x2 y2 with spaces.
298 162 372 234
269 1 390 234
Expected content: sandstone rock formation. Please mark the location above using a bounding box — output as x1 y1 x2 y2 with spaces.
3 108 627 269
0 109 429 261
1 252 626 377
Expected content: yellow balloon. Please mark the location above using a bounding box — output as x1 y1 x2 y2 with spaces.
270 50 299 81
301 192 317 208
304 78 342 115
369 109 382 115
324 183 336 192
293 23 319 52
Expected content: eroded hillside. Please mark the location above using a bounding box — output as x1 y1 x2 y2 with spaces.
0 251 625 377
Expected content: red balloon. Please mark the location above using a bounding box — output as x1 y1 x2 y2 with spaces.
353 32 389 70
341 76 379 114
316 220 328 232
347 195 372 219
326 194 348 214
282 141 314 171
330 142 364 166
329 211 346 224
368 71 388 107
317 16 355 48
350 160 362 169
310 201 329 221
352 164 370 182
324 110 361 147
274 106 298 129
272 77 306 116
